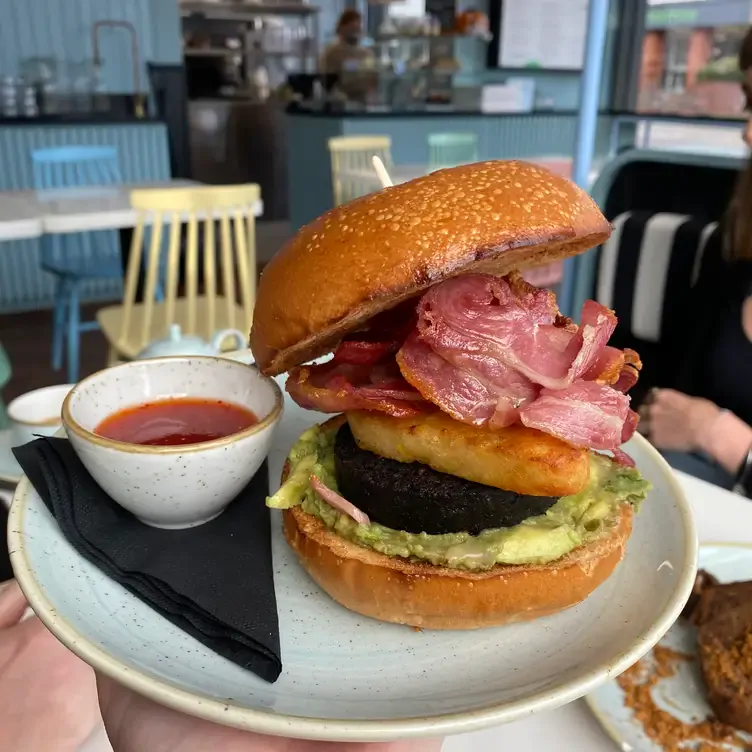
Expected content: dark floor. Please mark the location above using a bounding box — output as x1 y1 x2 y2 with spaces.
0 303 109 402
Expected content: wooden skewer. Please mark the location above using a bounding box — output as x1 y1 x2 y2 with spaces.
372 156 393 188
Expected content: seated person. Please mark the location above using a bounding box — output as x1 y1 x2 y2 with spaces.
641 26 752 495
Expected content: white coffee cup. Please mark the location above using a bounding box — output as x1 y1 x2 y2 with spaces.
7 384 75 448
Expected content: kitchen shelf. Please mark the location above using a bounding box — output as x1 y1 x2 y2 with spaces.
184 48 242 57
181 2 319 20
181 0 320 78
373 32 491 42
263 50 316 56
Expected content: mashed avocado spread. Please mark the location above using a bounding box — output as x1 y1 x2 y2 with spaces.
267 422 651 571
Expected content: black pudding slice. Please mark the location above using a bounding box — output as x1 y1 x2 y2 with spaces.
333 424 560 536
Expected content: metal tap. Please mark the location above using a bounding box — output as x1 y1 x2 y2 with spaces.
92 20 145 118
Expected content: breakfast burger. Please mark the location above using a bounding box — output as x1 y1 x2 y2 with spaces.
251 160 651 630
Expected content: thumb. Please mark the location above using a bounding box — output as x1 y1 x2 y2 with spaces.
0 580 29 629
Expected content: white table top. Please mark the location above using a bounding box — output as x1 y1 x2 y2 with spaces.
0 181 264 238
380 165 430 184
338 161 599 192
446 469 751 751
0 192 44 241
339 165 430 187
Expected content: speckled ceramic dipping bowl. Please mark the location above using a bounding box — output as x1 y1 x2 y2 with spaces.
62 356 283 529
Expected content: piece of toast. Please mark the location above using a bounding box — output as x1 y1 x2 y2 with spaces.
696 581 752 733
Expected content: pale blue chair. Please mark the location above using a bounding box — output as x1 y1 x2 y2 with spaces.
428 133 479 171
31 146 124 383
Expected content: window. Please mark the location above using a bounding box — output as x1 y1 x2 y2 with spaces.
636 19 747 116
620 2 749 157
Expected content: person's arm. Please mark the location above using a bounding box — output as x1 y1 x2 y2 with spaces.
698 408 752 475
644 389 752 477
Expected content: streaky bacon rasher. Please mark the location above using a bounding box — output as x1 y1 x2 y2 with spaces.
285 272 641 462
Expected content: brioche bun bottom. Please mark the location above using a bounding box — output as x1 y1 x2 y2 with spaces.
282 502 634 630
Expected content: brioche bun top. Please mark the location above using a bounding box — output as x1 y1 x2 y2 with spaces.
251 160 611 375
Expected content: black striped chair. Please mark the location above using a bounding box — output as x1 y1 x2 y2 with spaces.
595 211 723 407
584 151 743 408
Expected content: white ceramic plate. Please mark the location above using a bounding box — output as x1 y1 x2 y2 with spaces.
586 544 752 751
8 393 697 742
0 430 22 485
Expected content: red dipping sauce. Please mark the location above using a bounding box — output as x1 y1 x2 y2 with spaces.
95 398 258 447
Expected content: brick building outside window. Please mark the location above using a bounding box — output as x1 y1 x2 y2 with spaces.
638 0 752 117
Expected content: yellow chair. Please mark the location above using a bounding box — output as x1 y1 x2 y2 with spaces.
97 184 259 363
328 135 392 206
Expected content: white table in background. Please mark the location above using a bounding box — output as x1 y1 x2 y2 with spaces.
338 162 567 189
35 180 201 233
0 181 265 238
0 192 43 240
35 181 264 233
445 470 752 752
339 165 429 190
337 162 600 193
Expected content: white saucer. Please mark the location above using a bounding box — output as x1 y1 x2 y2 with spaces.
9 394 698 742
0 430 22 485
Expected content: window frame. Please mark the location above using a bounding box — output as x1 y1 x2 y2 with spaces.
612 0 649 112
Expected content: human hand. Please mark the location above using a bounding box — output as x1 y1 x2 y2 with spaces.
0 580 102 752
638 389 720 452
97 673 444 752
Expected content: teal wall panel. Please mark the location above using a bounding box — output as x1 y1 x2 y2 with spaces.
286 115 344 230
0 123 170 312
0 123 171 190
343 114 617 166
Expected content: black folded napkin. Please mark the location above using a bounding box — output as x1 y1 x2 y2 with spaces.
14 437 281 683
